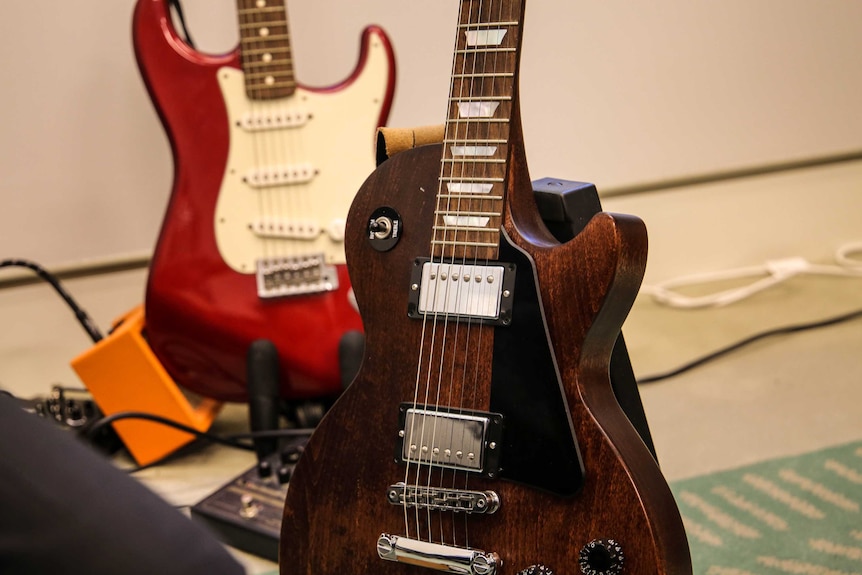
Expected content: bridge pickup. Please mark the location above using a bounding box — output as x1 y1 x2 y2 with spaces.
377 533 499 575
386 483 499 514
407 259 515 326
256 254 338 299
396 404 503 477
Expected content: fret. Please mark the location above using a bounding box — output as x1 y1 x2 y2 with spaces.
241 46 291 56
245 69 295 81
455 47 517 54
237 6 284 15
430 240 500 248
445 118 510 125
240 34 291 44
452 73 514 79
246 79 296 89
451 96 512 102
457 21 519 29
238 19 288 29
442 158 506 165
433 226 499 234
436 210 501 218
436 195 504 201
243 59 291 70
440 176 504 183
444 138 507 145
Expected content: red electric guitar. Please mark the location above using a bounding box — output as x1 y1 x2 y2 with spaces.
280 0 691 574
133 0 396 402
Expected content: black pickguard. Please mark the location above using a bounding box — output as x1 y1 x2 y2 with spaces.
490 231 584 496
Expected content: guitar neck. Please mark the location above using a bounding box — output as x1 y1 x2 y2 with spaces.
434 0 525 261
236 0 296 99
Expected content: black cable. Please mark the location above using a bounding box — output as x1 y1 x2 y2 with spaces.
168 0 196 49
1 259 103 343
637 307 862 384
84 410 314 452
85 411 254 451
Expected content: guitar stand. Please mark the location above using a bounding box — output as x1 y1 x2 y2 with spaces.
189 334 361 562
532 177 657 460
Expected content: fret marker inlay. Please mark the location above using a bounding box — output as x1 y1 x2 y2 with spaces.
443 216 491 228
260 27 270 37
447 183 494 194
465 29 507 47
458 102 500 118
451 146 498 157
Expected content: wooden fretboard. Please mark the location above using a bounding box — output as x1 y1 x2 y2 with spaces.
433 0 525 261
236 0 296 99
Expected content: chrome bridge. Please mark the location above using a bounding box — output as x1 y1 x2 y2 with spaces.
407 259 516 326
397 404 503 477
256 254 338 299
386 483 500 514
377 533 499 575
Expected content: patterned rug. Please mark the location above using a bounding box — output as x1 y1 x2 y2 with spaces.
671 440 862 575
262 441 862 575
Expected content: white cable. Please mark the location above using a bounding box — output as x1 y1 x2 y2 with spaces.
641 241 862 309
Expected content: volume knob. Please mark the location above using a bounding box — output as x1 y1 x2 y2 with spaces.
578 539 624 575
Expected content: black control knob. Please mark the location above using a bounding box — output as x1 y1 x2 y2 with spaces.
578 539 624 575
517 565 553 575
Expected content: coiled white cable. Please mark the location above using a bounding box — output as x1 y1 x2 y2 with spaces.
640 241 862 309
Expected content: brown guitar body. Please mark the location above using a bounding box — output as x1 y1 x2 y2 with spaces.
281 127 691 574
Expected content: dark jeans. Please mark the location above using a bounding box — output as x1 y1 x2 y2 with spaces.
0 393 245 575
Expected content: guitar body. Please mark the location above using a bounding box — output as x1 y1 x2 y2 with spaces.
281 139 691 573
132 0 395 401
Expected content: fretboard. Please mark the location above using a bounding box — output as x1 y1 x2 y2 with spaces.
433 0 524 261
236 0 296 100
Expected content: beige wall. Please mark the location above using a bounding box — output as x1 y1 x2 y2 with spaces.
1 0 861 273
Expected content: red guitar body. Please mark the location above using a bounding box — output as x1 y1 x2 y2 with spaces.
132 0 395 402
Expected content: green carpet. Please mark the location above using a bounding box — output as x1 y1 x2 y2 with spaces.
262 441 862 575
671 440 862 575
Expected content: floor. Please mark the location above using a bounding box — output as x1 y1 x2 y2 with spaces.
1 223 860 575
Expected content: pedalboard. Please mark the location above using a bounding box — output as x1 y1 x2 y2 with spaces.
190 436 308 561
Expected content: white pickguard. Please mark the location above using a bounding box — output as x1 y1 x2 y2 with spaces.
214 31 391 273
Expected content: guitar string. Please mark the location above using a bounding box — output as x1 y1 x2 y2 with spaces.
242 0 274 267
448 0 485 549
460 0 514 551
433 0 486 546
268 0 299 265
402 0 473 543
442 0 486 547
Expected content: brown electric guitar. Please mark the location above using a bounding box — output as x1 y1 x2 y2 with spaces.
280 1 691 574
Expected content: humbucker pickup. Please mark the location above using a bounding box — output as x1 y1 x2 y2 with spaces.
396 404 503 477
407 259 516 326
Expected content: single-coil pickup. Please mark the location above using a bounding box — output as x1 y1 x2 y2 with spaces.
386 482 499 514
243 164 316 188
237 108 310 132
250 218 320 240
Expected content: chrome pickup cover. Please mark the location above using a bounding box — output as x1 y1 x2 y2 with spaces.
407 259 515 326
397 404 503 477
377 533 499 575
386 482 500 514
256 254 338 299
